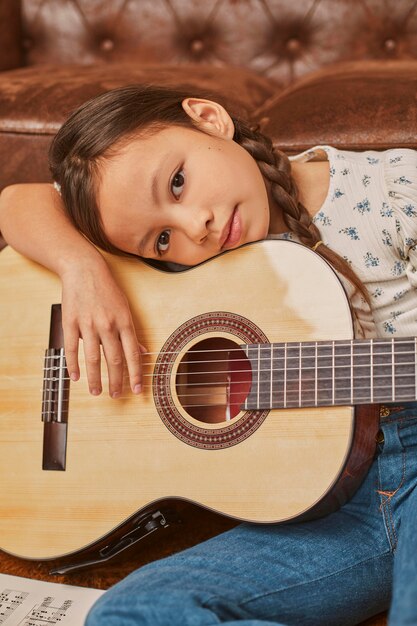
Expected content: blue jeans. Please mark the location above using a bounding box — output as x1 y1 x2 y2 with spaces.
86 405 417 626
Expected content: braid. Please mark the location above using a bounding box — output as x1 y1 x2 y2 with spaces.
232 118 370 305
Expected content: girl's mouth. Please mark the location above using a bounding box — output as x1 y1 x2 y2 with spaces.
221 206 241 249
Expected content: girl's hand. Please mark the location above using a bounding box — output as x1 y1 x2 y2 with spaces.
61 257 145 398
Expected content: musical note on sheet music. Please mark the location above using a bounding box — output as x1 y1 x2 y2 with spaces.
0 575 104 625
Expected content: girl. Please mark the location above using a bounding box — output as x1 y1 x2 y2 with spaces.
1 85 417 626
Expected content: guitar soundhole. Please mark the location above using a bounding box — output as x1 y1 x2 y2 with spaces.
154 311 268 449
176 338 252 424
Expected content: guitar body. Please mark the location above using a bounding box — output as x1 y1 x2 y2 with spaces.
0 240 379 560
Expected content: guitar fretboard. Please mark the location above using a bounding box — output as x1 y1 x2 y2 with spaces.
243 337 417 409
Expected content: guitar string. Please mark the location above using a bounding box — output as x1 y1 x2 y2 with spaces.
42 338 417 360
42 357 417 382
112 346 417 369
41 388 415 410
41 394 413 411
42 375 417 404
45 375 415 396
41 369 417 396
42 344 417 372
107 392 411 408
129 339 416 359
139 340 415 358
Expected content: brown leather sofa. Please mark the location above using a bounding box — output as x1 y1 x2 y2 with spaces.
1 1 416 623
1 0 417 190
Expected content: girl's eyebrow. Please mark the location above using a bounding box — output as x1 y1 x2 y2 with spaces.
138 164 162 256
151 167 160 206
139 154 173 256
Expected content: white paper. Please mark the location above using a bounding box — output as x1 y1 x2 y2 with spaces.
0 574 105 625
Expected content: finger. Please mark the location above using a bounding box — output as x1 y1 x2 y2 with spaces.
120 329 144 394
101 335 124 399
82 333 103 396
63 327 80 382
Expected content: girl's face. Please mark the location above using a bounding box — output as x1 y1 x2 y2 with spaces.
97 98 271 266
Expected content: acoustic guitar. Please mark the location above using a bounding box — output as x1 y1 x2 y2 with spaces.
0 239 409 561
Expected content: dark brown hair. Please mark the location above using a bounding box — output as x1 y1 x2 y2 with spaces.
49 84 368 301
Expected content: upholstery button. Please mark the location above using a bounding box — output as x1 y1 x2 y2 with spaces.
286 38 301 53
190 39 204 54
384 38 396 52
100 38 114 52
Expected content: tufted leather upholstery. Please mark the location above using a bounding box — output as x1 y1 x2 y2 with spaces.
255 60 417 154
0 0 416 191
18 0 417 88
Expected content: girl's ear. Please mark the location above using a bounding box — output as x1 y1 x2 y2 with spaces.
181 98 235 139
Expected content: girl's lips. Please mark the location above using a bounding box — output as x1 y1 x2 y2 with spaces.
221 207 241 249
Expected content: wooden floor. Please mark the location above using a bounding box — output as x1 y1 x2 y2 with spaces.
0 504 387 625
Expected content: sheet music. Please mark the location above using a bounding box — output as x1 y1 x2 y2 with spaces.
0 574 104 625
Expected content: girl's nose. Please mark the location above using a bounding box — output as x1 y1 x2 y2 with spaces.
186 207 214 243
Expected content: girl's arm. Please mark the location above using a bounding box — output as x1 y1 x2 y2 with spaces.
0 183 144 398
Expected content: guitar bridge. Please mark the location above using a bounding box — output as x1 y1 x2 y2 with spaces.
42 305 69 471
42 348 69 424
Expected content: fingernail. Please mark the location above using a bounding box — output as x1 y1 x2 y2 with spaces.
134 383 142 394
111 391 121 399
91 388 101 396
70 372 79 381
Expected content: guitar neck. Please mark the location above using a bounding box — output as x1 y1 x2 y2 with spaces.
244 337 417 409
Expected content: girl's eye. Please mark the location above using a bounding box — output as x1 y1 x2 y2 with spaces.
156 230 171 254
171 168 185 199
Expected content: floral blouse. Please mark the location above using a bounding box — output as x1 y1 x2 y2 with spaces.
286 146 417 339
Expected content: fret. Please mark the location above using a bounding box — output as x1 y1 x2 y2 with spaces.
300 342 317 407
372 339 394 402
257 344 261 408
258 343 271 409
316 342 333 406
333 340 351 404
272 343 285 409
393 339 416 401
244 344 258 410
285 342 300 407
370 340 373 403
392 338 395 402
415 337 417 400
352 340 371 404
284 343 287 408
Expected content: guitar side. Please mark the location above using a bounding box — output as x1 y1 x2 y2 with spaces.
0 240 374 559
